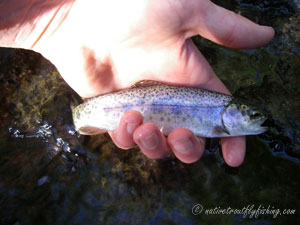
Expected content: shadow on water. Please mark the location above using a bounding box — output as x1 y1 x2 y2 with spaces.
0 1 300 224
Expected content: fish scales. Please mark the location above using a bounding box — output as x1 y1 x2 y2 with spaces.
72 81 267 137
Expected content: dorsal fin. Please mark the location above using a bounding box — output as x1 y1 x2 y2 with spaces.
131 80 166 88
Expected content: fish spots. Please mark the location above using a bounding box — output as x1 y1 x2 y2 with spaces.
76 111 80 119
82 106 92 116
103 108 112 113
122 104 132 112
150 105 163 114
171 106 181 115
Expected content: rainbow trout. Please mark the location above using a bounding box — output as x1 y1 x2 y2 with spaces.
72 80 267 137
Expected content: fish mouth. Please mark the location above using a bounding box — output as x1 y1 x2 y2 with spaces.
255 117 268 133
247 116 268 134
258 126 268 134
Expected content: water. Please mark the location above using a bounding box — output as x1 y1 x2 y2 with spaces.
0 1 300 224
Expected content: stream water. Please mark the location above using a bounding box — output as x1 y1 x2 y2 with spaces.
0 1 299 224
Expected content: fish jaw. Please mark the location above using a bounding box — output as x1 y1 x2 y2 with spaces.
245 116 268 135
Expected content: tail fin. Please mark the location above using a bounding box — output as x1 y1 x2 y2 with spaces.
69 94 83 134
70 94 82 111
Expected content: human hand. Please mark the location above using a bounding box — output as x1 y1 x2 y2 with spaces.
15 0 274 165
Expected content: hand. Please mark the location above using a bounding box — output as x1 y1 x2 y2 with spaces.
5 0 274 165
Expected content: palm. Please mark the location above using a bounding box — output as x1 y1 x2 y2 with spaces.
108 0 227 93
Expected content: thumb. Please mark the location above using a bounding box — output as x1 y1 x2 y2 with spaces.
185 1 275 49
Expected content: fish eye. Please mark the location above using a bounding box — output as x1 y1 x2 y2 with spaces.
250 111 261 119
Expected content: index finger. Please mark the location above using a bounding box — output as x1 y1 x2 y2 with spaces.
221 136 246 167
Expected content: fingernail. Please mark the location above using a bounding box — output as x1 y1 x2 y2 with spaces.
173 137 194 154
139 132 159 150
126 122 138 134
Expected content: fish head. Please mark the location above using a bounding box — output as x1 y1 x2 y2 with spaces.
222 102 267 136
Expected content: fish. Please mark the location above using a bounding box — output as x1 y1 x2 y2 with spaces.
71 80 267 137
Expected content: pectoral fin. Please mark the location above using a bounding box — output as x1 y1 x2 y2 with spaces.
213 125 230 136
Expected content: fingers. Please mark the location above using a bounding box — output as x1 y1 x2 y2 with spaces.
133 123 171 159
111 111 204 162
111 112 204 163
168 128 205 164
109 110 143 149
110 111 245 166
111 110 171 159
221 136 246 167
133 125 204 163
184 1 274 49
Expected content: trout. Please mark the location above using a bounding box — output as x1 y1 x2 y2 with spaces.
72 80 267 137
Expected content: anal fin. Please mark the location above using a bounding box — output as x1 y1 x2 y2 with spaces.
78 126 107 135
